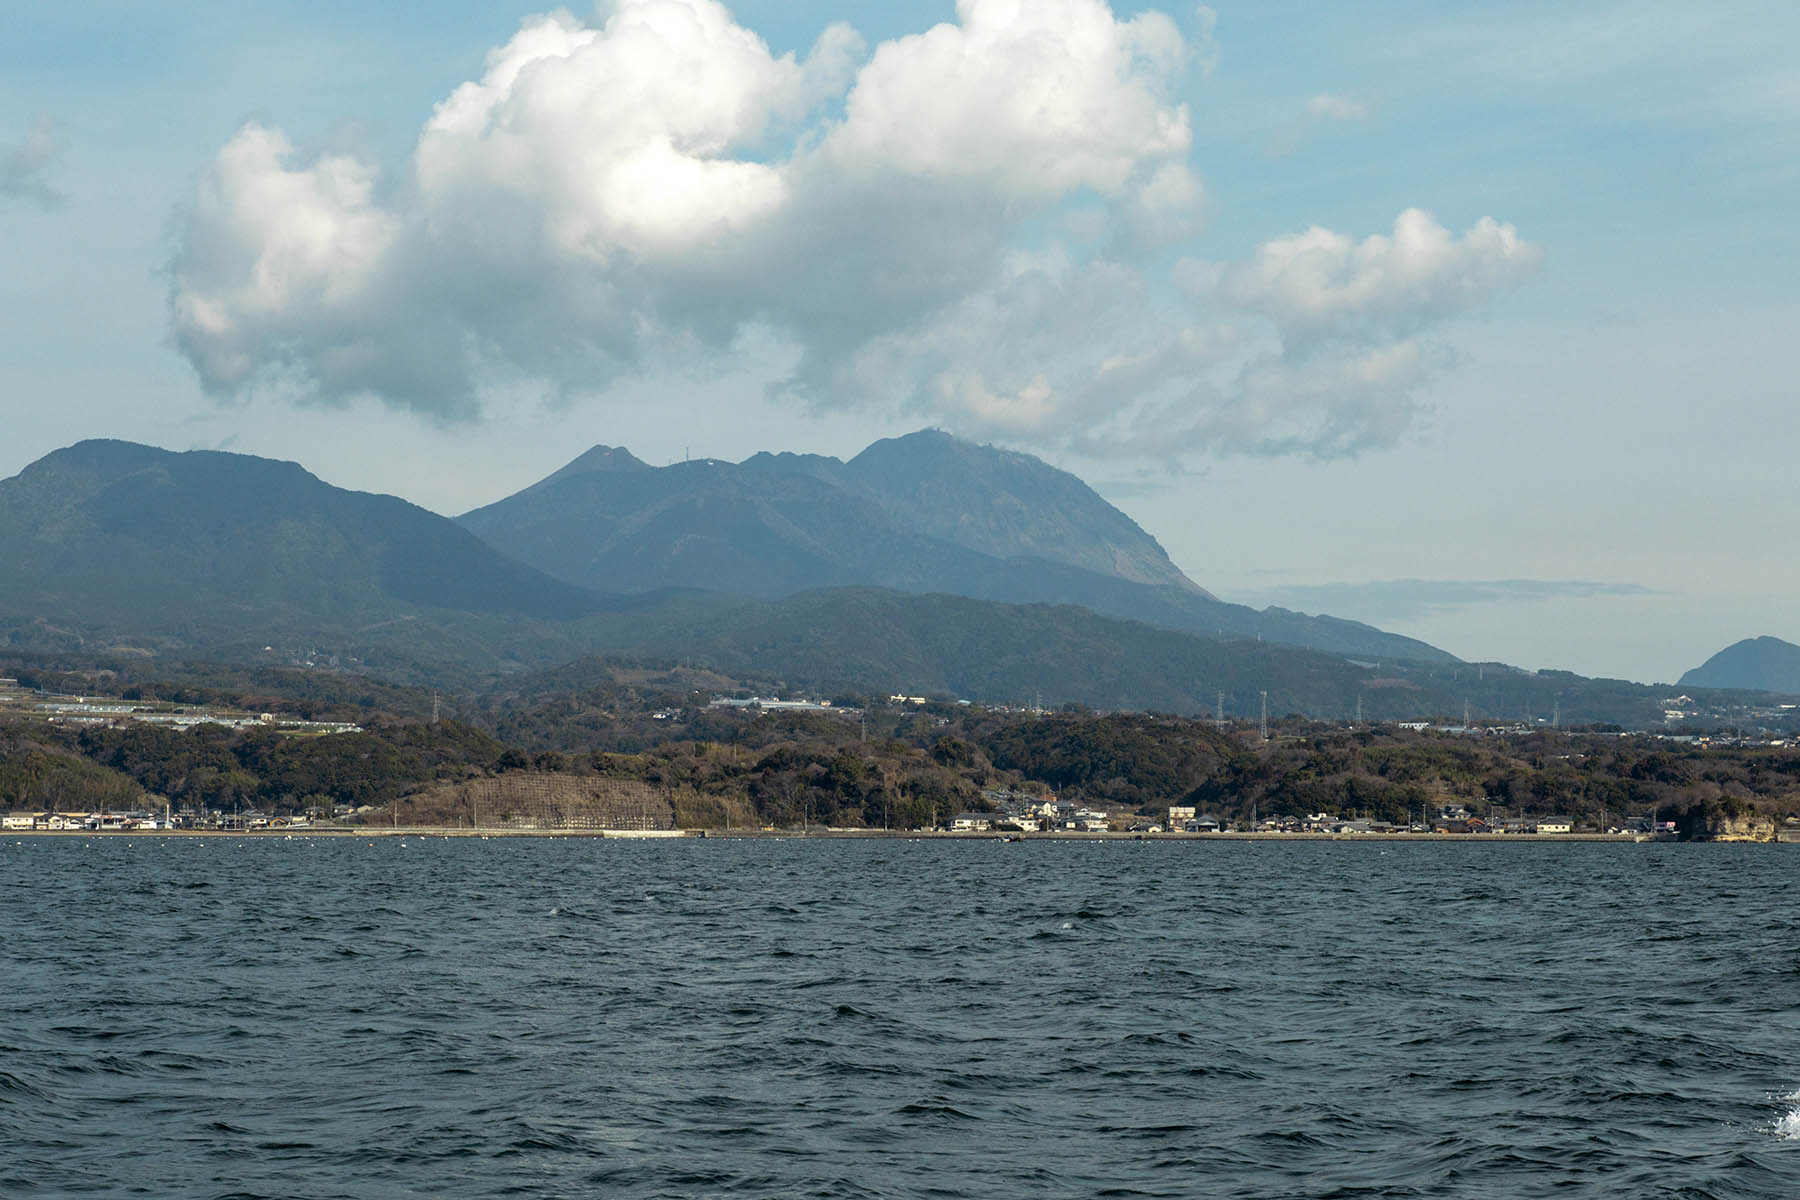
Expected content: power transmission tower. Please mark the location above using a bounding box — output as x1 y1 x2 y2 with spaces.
1260 690 1269 741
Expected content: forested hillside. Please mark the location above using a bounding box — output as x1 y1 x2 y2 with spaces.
8 662 1798 838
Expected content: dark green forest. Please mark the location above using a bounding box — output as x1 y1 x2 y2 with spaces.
5 651 1798 838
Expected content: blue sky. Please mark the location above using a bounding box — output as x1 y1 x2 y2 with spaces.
4 1 1796 684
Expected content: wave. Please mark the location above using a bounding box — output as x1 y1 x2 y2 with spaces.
1777 1090 1800 1141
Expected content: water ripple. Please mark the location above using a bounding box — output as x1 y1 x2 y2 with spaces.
0 837 1795 1198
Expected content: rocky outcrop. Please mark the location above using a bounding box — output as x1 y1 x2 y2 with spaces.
1703 810 1777 842
398 772 672 830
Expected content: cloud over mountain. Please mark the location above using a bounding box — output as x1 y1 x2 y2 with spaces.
171 0 1194 420
1146 209 1542 458
167 0 1534 461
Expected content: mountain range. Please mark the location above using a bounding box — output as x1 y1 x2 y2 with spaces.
457 430 1450 663
6 432 1782 726
0 431 1459 710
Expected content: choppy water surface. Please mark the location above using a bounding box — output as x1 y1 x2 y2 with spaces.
2 838 1796 1198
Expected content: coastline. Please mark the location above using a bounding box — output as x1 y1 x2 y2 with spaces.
4 827 1765 843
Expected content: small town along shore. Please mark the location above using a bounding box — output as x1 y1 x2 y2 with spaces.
10 826 1792 842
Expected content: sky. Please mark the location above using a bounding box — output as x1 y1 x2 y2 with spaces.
4 0 1797 685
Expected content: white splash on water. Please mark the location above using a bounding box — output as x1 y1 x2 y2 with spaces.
1775 1090 1800 1141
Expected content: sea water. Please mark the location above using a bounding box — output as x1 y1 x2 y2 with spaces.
2 837 1795 1198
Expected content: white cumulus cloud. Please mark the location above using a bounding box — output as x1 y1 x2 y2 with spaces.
1212 208 1541 345
170 0 1204 425
1134 210 1541 459
166 1 1533 463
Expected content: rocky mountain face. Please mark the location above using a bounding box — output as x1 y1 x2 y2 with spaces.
458 430 1453 664
1678 636 1800 694
457 430 1203 594
0 440 603 633
843 431 1205 593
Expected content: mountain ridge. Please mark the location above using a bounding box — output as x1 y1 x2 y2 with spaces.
457 429 1453 664
0 436 1482 717
844 430 1206 594
0 439 605 628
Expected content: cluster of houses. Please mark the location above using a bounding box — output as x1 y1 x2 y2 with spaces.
948 789 1122 833
1423 804 1670 835
4 810 177 831
938 797 1665 837
2 810 317 832
1225 805 1670 836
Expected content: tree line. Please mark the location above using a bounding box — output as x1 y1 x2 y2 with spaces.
6 678 1800 835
